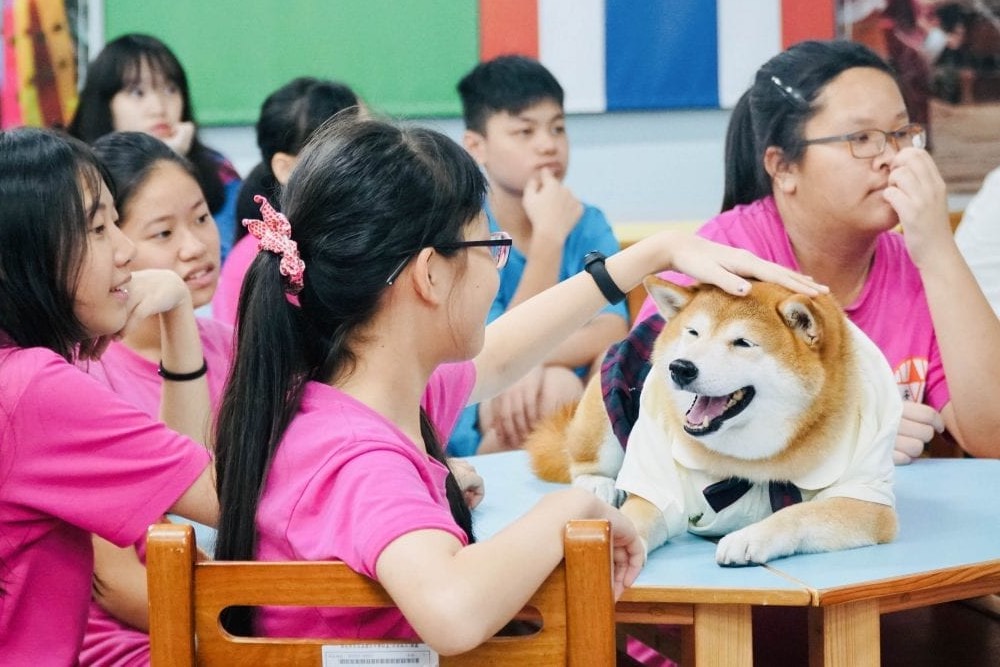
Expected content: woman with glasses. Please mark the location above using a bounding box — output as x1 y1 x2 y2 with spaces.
211 116 822 652
635 39 1000 462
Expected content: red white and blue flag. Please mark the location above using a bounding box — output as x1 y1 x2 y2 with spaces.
479 0 836 112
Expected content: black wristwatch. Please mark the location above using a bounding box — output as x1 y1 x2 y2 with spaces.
583 251 627 305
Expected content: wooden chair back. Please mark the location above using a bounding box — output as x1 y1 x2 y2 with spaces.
147 520 615 666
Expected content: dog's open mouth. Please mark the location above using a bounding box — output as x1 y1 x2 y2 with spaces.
683 386 755 435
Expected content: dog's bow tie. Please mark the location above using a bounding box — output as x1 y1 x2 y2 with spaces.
703 477 802 514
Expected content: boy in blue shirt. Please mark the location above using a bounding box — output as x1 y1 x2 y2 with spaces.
449 55 628 456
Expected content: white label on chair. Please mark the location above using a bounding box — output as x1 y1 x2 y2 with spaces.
322 643 439 666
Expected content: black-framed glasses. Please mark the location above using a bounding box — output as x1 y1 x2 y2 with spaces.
385 231 513 285
802 123 926 159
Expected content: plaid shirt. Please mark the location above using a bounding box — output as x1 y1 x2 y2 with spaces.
600 314 665 449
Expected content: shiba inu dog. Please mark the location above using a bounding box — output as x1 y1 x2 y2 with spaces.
527 277 900 565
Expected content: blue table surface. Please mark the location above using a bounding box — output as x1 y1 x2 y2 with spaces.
468 452 1000 594
470 451 802 594
757 457 1000 591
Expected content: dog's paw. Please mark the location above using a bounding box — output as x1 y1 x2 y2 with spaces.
715 525 793 566
572 474 625 507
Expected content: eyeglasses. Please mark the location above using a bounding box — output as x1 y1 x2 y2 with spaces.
802 123 926 159
385 231 513 285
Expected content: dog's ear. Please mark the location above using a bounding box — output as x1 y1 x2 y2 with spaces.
778 295 823 348
644 276 694 320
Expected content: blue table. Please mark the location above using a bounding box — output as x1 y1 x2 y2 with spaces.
769 458 1000 666
468 452 1000 666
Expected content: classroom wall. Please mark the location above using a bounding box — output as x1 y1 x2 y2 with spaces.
204 106 973 228
101 1 820 122
103 0 749 225
110 0 971 227
203 107 733 226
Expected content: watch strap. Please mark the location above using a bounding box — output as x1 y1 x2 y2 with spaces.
583 251 627 305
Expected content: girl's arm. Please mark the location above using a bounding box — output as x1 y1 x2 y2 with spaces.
92 537 151 631
544 312 628 370
887 148 1000 457
167 466 219 527
470 231 824 404
375 487 642 656
122 270 212 445
92 529 212 632
89 272 217 634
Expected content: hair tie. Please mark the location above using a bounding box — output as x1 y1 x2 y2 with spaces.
769 75 809 110
243 195 306 295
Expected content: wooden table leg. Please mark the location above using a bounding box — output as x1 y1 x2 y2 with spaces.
808 600 880 667
693 604 752 666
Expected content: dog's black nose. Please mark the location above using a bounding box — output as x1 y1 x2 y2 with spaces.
669 359 698 386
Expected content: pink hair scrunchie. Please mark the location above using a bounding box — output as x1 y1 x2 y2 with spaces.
242 195 306 295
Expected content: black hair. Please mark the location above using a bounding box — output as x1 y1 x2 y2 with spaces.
721 40 896 212
67 33 227 216
0 128 112 361
92 131 200 221
213 117 485 634
457 54 564 133
233 77 361 242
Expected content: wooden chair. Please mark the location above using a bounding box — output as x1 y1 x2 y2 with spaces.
147 520 615 666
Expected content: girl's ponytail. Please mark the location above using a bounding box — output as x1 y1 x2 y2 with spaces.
721 90 766 212
213 249 308 634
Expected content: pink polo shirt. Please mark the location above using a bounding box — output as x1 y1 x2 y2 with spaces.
636 197 947 410
255 361 476 640
0 342 211 665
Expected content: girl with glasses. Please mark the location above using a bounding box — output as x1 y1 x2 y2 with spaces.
634 39 1000 463
212 116 822 652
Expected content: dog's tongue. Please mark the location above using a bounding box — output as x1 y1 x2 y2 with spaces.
688 395 729 425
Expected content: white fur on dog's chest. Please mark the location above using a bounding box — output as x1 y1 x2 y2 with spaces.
615 323 900 544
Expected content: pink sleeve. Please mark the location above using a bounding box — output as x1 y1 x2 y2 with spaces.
211 235 259 326
5 352 211 547
285 444 466 579
422 361 476 440
197 317 235 405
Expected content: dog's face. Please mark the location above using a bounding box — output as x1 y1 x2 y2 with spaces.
646 277 846 462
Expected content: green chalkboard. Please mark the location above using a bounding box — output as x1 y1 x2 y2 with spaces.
104 1 479 125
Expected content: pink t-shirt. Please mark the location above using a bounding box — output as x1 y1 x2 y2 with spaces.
79 318 233 667
635 197 948 410
0 343 211 664
211 234 258 326
255 361 476 640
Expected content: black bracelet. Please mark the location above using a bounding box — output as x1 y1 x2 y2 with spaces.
583 251 627 305
157 358 208 382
